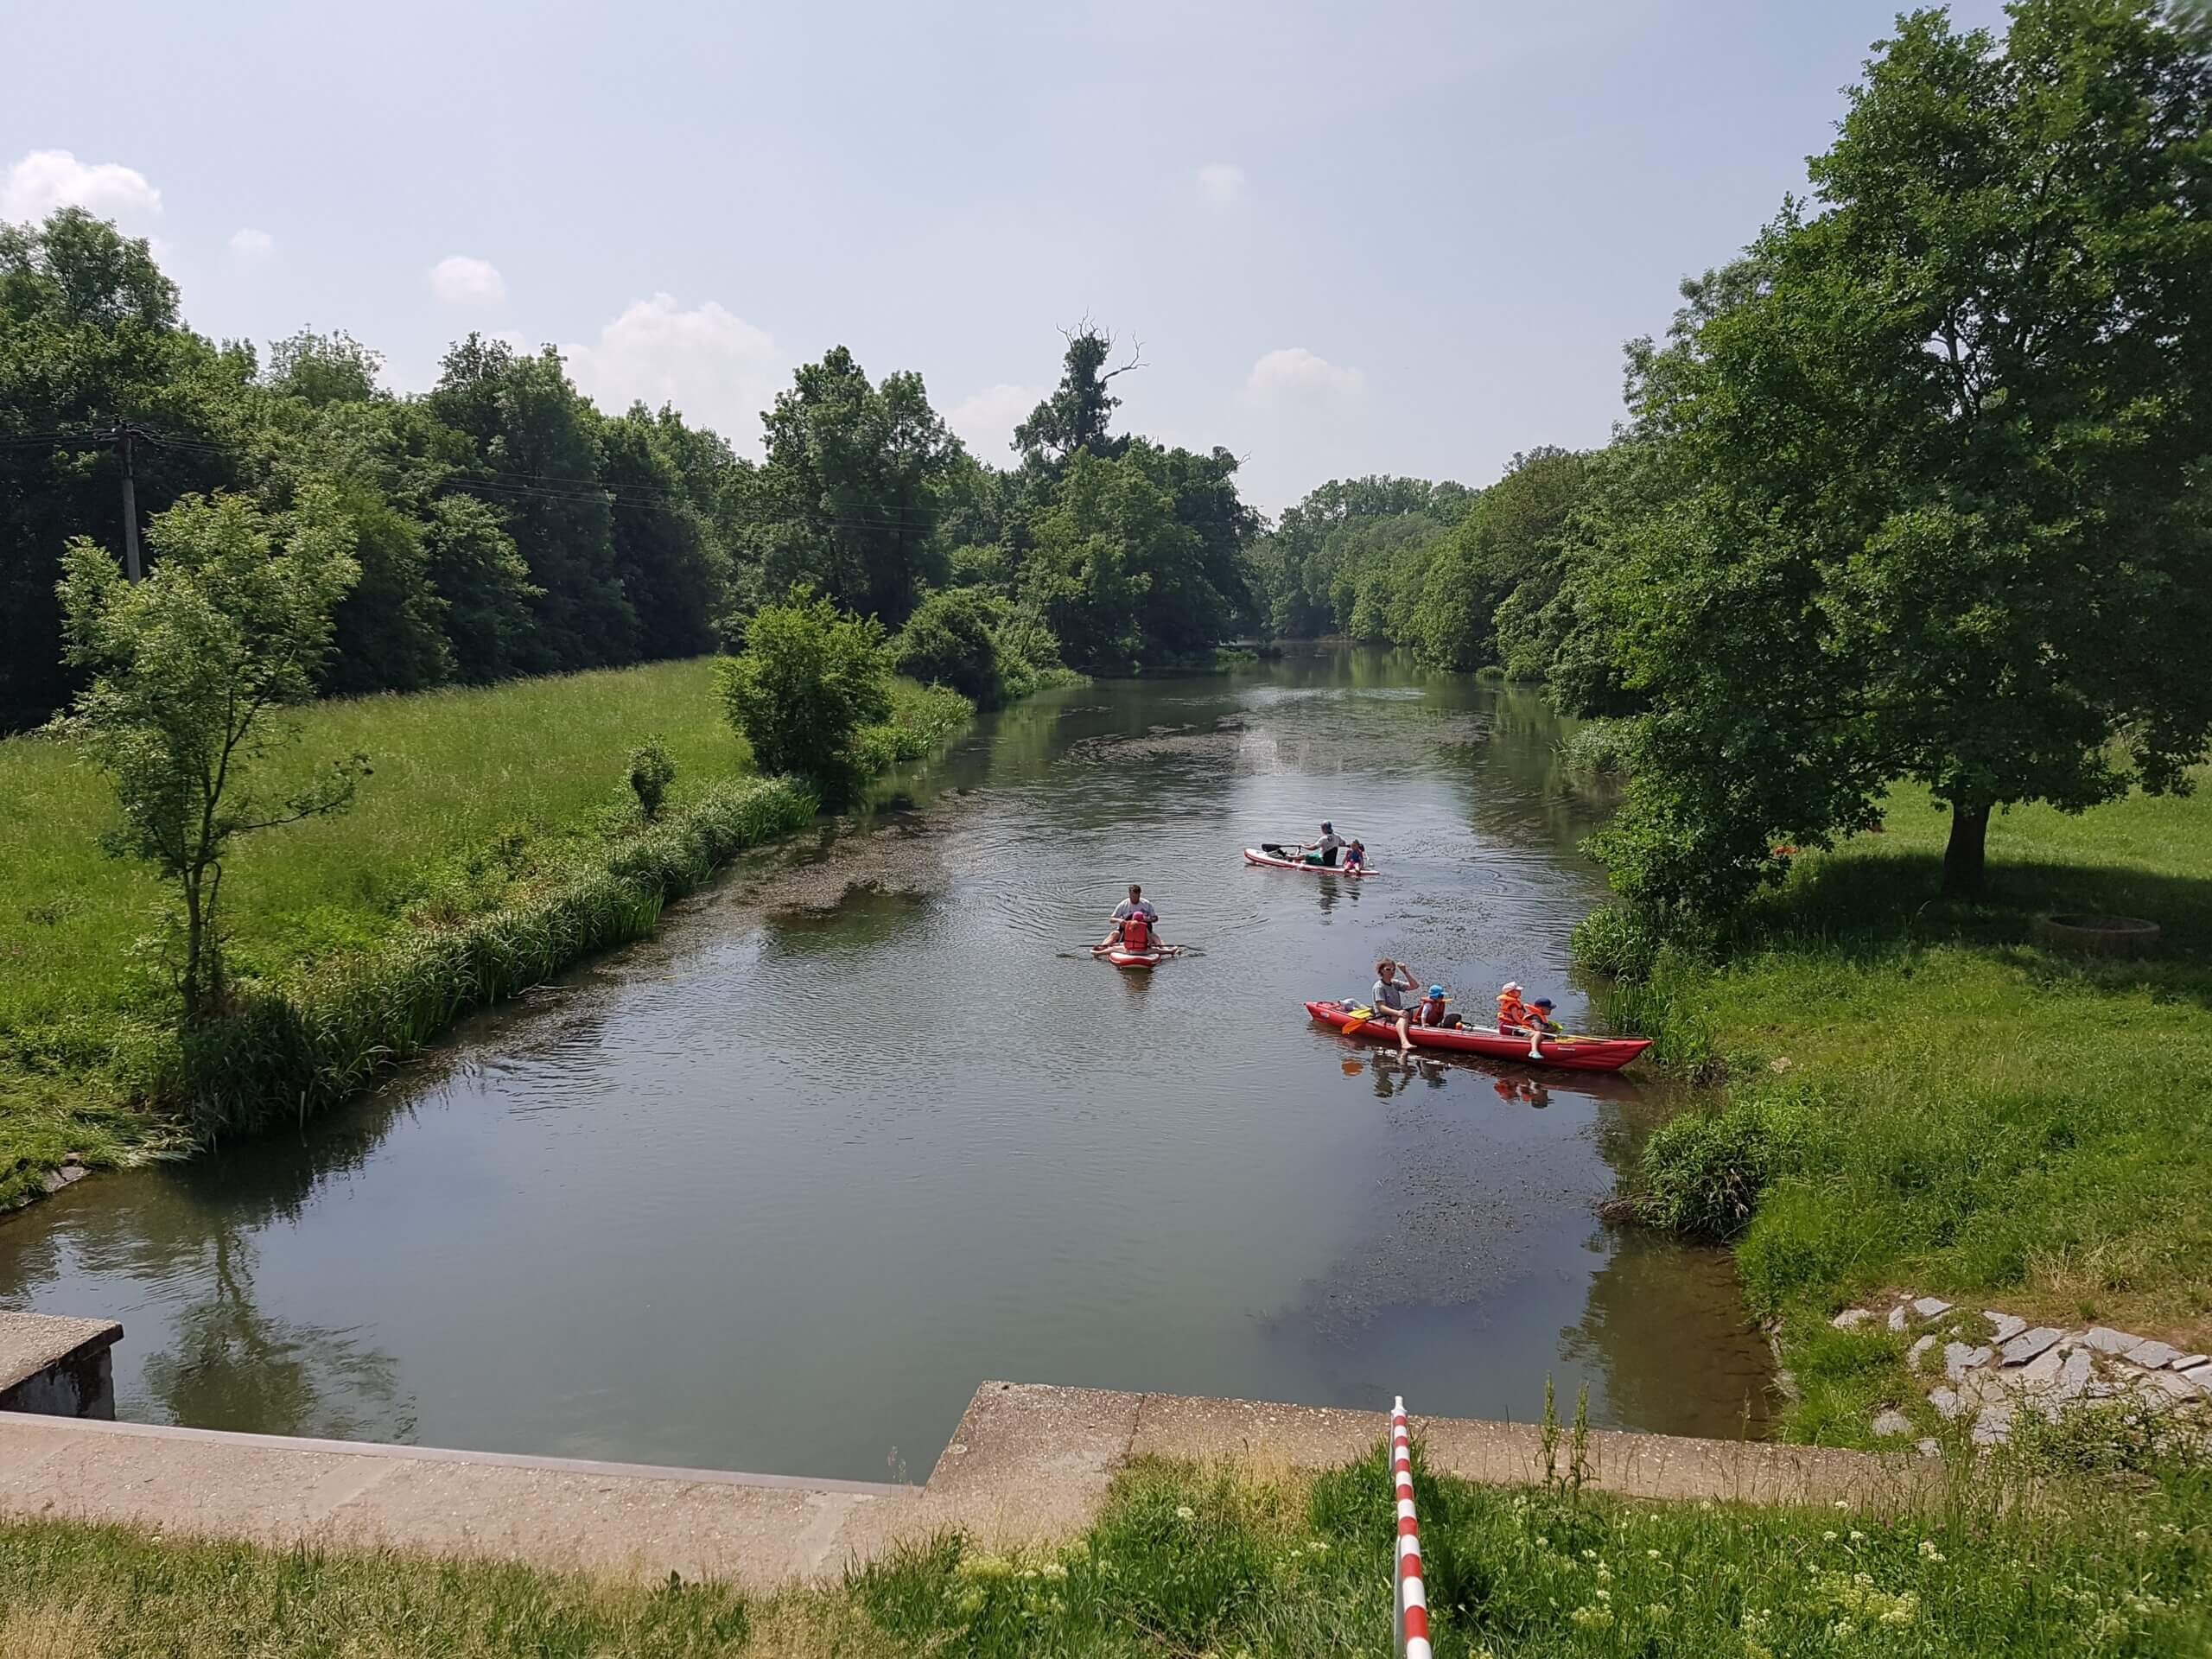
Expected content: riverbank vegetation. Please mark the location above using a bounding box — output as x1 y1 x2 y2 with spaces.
0 641 999 1204
7 1442 2208 1656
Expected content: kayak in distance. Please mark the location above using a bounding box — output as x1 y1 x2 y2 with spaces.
1243 847 1379 877
1303 1001 1651 1072
1095 943 1177 969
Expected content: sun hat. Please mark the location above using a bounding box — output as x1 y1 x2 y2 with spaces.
1533 997 1554 1008
1503 981 1522 994
1428 985 1446 998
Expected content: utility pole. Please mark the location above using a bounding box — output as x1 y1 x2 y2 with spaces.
118 425 143 582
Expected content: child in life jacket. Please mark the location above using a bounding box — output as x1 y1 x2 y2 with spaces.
1416 984 1459 1028
1496 982 1549 1058
1343 839 1368 872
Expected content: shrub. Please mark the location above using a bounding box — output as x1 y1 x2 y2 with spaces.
625 735 676 820
1637 1087 1815 1242
852 681 975 776
1561 715 1635 774
1568 905 1664 980
893 589 1006 708
719 590 891 803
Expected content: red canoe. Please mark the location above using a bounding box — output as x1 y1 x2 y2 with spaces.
1304 1001 1651 1072
1243 848 1378 877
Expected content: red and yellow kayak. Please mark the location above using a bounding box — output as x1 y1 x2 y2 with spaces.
1304 1001 1650 1072
1243 847 1378 877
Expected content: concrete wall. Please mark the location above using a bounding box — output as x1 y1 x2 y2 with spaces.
0 1311 123 1421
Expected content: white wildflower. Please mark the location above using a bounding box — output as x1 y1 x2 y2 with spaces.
1175 1505 1195 1521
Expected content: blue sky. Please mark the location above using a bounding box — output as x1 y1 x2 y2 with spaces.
4 0 2007 511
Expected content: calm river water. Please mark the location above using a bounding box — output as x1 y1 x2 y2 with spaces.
0 650 1771 1480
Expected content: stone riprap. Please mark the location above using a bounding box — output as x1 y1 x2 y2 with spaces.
1830 1296 2212 1449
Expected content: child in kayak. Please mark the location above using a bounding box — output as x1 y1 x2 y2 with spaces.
1343 838 1368 872
1496 982 1554 1058
1415 984 1459 1029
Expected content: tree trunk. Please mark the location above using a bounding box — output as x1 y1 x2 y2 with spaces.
181 867 207 1025
1942 800 1991 902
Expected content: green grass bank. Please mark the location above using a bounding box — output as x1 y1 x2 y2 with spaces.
5 1446 2207 1656
1579 780 2212 1443
0 658 975 1205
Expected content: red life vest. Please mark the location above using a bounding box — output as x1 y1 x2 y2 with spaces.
1122 913 1151 950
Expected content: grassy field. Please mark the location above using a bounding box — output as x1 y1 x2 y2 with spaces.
1586 779 2212 1443
4 1446 2206 1656
0 658 973 1205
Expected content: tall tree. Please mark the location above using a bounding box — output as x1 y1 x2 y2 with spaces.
1014 324 1141 468
738 347 957 626
1592 0 2212 913
429 335 636 671
598 408 726 659
0 210 238 728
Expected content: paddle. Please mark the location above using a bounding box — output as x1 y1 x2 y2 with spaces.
1340 1004 1376 1037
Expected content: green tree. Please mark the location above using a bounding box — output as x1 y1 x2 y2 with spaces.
893 587 1006 707
1592 0 2212 913
419 495 541 683
738 347 957 626
598 407 727 659
718 589 890 801
1014 324 1141 467
1022 449 1185 666
0 210 240 728
264 329 384 407
429 335 636 671
52 492 366 1023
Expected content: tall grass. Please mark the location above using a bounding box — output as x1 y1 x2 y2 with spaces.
1581 779 2212 1439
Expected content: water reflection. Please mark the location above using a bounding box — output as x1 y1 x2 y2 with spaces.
0 652 1770 1476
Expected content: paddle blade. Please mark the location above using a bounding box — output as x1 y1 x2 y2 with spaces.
1339 1005 1373 1037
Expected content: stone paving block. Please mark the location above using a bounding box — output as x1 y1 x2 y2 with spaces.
2054 1349 2094 1402
1999 1327 2063 1367
2172 1365 2212 1398
2134 1370 2196 1403
2125 1339 2185 1370
1915 1438 1941 1459
2173 1355 2209 1373
1887 1306 1910 1334
1970 1408 2014 1446
2079 1327 2145 1356
2014 1347 2063 1389
1930 1388 1968 1421
1832 1308 1872 1331
1944 1343 1992 1381
1912 1299 1953 1320
1871 1409 1910 1438
1984 1312 2027 1344
1907 1335 1937 1367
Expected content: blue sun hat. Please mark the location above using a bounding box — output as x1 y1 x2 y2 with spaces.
1428 985 1446 998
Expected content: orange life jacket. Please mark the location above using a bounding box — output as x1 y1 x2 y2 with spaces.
1497 992 1536 1030
1417 995 1448 1025
1122 913 1151 950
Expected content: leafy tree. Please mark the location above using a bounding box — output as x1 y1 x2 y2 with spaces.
1022 449 1190 666
316 481 452 696
1014 324 1141 468
1249 477 1474 639
598 408 725 659
264 330 384 406
738 347 957 626
0 210 238 728
52 492 366 1022
419 495 541 683
429 335 636 671
718 588 890 801
893 587 1006 707
1592 0 2212 912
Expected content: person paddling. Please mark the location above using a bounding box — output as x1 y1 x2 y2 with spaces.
1370 958 1420 1056
1301 823 1348 868
1099 884 1165 952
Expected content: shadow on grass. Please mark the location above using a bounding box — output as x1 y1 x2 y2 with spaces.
1736 849 2212 978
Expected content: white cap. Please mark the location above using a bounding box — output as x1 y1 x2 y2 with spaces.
1502 981 1522 994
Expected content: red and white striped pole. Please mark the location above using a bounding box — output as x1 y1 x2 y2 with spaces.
1391 1396 1432 1659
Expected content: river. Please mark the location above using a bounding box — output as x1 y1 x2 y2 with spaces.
0 649 1771 1482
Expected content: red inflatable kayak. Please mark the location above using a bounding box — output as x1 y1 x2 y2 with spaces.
1243 848 1378 877
1304 1001 1650 1072
1106 946 1166 969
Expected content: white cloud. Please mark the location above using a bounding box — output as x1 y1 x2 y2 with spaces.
1196 162 1247 204
1245 346 1366 404
228 227 276 264
945 383 1040 458
429 254 507 308
2 149 162 230
563 293 785 449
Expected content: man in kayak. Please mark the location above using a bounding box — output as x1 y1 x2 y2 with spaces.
1300 823 1348 867
1099 884 1164 952
1371 958 1421 1056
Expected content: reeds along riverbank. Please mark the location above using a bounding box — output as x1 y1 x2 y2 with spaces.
168 775 817 1142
